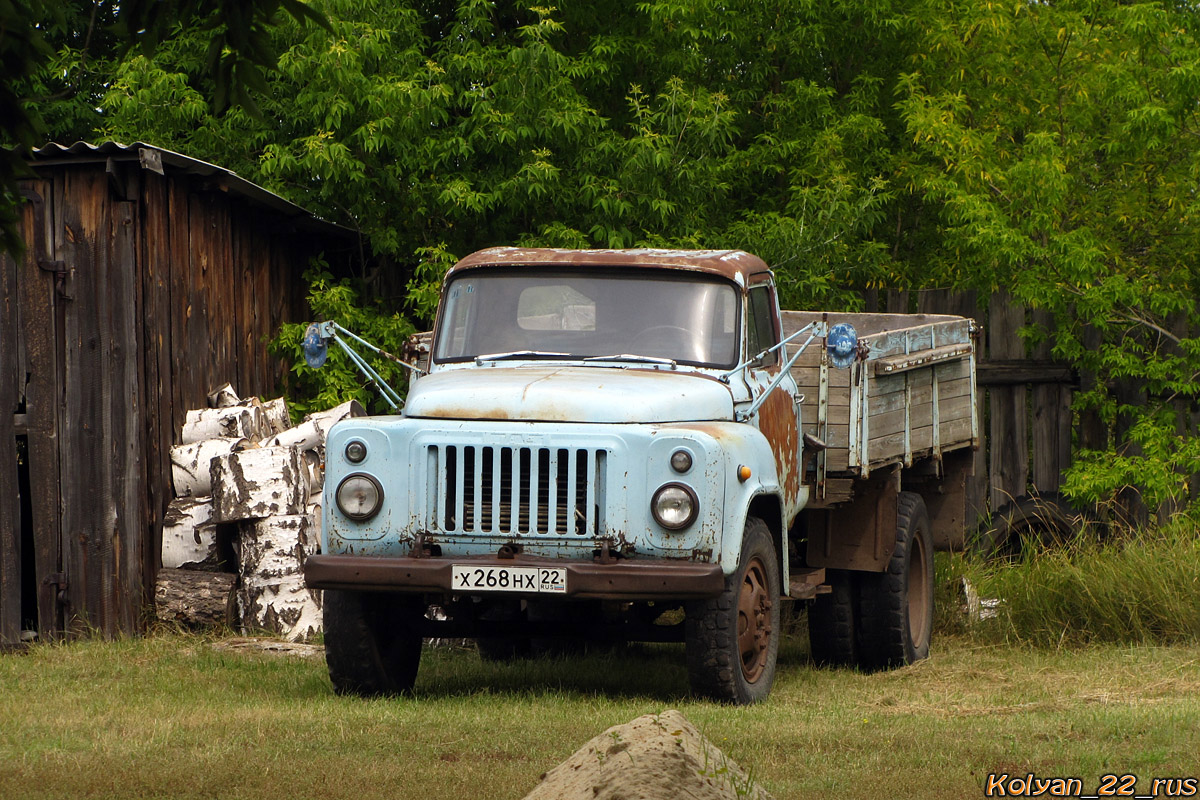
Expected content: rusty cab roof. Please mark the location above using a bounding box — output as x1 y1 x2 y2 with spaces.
446 247 770 288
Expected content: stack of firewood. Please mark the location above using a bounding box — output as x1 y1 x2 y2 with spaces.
155 383 362 641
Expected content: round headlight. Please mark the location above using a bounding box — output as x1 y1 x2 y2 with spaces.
669 449 693 473
651 483 698 530
336 474 383 521
345 440 367 464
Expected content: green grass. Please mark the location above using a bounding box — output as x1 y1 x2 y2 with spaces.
2 629 1199 800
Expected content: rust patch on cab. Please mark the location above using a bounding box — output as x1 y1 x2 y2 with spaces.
756 384 799 511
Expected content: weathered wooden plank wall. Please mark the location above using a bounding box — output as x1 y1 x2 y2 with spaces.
0 159 334 645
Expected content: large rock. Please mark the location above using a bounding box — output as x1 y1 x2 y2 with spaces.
522 710 774 800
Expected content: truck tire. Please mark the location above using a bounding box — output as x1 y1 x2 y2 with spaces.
807 568 857 667
855 491 934 671
323 590 423 696
685 517 780 704
974 492 1081 559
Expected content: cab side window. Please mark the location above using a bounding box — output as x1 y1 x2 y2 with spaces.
746 285 779 367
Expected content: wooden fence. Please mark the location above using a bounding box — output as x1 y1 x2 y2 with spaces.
864 288 1079 524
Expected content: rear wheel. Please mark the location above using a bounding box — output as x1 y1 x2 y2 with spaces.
855 491 934 670
323 590 423 696
685 517 780 704
807 568 857 667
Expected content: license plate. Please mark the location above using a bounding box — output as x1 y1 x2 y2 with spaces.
451 565 567 594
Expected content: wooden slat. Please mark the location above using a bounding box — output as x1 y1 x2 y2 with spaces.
252 220 273 393
870 377 972 415
110 200 145 633
59 166 111 636
1031 309 1071 493
791 363 852 388
868 395 974 443
234 213 253 397
988 292 1028 511
169 180 193 440
867 417 974 464
212 193 235 390
0 207 25 643
21 179 63 640
977 360 1076 386
140 173 174 590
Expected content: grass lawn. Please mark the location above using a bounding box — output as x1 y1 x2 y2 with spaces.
1 628 1198 800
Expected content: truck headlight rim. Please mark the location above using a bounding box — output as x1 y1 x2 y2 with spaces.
345 440 368 464
336 473 383 521
651 482 698 530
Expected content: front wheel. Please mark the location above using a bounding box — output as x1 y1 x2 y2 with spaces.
685 517 780 704
323 590 424 696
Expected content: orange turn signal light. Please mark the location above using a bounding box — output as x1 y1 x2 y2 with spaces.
737 465 752 482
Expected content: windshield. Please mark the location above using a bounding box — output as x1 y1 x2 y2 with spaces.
434 268 740 367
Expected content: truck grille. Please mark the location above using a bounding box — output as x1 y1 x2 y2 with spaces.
429 445 606 536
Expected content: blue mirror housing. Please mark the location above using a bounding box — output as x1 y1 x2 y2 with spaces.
827 323 858 369
303 323 329 368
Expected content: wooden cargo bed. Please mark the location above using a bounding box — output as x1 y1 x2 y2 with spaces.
782 311 979 483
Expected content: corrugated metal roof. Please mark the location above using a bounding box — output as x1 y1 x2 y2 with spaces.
30 141 355 238
449 246 769 286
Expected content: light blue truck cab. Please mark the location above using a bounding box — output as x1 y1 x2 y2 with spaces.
305 247 977 703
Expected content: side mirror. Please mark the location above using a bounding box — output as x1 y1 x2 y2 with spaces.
826 323 858 369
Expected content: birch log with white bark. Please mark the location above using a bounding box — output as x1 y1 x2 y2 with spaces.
261 397 291 436
182 406 268 444
162 496 220 569
210 445 307 522
170 437 249 497
301 449 323 494
237 515 322 642
307 493 323 544
306 399 366 442
263 399 365 450
207 383 241 408
264 419 322 451
155 568 236 629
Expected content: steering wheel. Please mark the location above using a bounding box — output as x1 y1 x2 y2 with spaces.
637 325 704 362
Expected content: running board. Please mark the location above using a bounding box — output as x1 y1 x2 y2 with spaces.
788 567 829 599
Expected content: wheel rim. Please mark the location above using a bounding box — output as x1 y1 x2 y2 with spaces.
737 557 772 683
908 529 931 648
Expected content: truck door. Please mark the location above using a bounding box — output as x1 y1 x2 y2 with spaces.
745 277 802 522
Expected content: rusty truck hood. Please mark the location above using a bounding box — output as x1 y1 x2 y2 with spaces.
404 365 734 423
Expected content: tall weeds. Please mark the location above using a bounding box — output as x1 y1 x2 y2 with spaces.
938 524 1200 646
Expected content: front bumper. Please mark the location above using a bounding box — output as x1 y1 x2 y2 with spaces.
304 554 724 600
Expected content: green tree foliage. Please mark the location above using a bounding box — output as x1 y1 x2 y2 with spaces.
17 0 1200 517
96 0 900 316
895 1 1200 512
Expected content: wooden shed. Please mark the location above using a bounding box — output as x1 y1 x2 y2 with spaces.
0 142 354 646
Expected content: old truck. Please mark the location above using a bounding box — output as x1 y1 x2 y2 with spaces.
303 247 978 703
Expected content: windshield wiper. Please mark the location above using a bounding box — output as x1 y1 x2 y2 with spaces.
475 350 571 363
582 354 677 365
